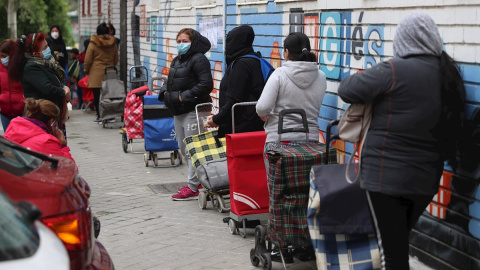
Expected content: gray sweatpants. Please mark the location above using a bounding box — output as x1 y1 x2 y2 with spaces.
174 111 200 191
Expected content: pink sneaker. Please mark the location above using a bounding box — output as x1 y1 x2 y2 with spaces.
178 184 203 192
171 186 199 201
177 184 188 192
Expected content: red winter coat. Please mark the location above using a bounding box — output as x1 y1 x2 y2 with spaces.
0 64 25 117
4 117 75 163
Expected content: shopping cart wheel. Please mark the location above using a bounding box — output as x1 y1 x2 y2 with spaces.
216 196 226 213
170 152 175 165
122 132 128 153
153 154 158 167
250 248 260 267
175 150 183 165
228 219 237 235
198 191 207 209
261 253 272 270
255 225 266 247
144 153 149 167
212 195 219 208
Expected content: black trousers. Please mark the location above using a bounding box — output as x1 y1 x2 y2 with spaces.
93 87 101 118
366 191 434 270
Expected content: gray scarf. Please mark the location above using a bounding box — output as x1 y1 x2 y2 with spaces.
393 13 443 58
25 53 66 83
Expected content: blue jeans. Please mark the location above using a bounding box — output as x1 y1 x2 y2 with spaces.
1 113 13 132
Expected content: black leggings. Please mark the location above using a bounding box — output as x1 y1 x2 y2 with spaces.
93 87 101 118
366 191 434 270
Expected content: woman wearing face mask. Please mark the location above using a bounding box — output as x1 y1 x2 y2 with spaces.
4 98 75 163
8 33 71 133
84 22 118 123
46 25 68 73
158 28 213 201
0 39 25 131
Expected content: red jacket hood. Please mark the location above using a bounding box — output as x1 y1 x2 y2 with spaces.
4 117 76 163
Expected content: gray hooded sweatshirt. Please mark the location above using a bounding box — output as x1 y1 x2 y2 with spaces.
256 61 326 142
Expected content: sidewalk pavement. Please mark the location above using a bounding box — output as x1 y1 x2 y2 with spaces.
0 108 431 270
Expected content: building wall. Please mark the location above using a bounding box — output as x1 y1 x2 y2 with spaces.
79 0 480 268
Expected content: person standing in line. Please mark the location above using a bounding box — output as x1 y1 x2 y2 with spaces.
8 33 71 135
337 13 466 269
0 39 25 131
256 32 326 176
46 25 68 76
84 22 119 123
158 28 213 201
256 32 326 263
205 25 265 137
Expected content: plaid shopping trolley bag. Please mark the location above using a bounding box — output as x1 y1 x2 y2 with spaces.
308 164 381 270
306 119 381 270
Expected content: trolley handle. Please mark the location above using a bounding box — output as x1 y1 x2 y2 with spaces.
326 119 340 164
277 109 309 143
150 76 167 94
128 65 149 83
195 102 214 135
231 101 258 134
104 66 118 74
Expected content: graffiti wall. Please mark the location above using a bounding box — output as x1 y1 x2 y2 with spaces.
79 0 480 268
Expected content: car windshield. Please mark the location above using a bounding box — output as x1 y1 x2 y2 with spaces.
0 138 42 176
0 191 39 261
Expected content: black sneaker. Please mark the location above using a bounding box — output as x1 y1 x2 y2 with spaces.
270 249 294 264
293 246 315 262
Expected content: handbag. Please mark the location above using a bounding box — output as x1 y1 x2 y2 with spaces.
183 130 227 170
337 103 372 183
307 164 381 269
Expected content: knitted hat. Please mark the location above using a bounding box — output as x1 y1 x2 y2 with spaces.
393 13 443 58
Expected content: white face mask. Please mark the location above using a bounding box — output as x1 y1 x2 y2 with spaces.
51 32 60 40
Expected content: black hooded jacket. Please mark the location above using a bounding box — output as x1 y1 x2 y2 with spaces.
158 30 213 116
212 25 265 137
46 25 68 69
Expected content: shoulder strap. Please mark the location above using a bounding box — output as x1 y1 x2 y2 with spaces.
229 54 274 83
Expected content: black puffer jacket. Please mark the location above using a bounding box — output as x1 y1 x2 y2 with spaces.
212 25 265 137
158 30 213 116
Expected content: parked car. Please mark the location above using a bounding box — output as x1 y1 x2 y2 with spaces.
0 136 114 270
0 189 70 270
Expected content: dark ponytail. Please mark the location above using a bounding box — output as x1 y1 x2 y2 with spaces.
8 33 46 82
284 32 317 63
438 51 466 171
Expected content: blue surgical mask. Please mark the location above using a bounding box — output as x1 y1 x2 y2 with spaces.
1 56 8 67
177 43 191 55
42 47 52 60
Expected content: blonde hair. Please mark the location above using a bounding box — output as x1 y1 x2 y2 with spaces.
25 98 59 125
